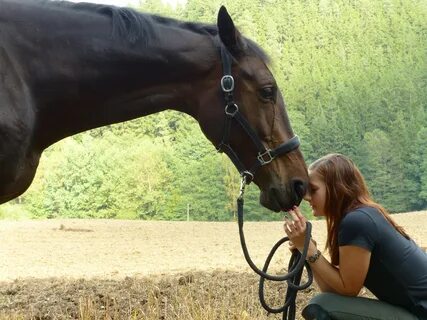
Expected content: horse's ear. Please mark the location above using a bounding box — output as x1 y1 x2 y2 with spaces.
217 6 245 56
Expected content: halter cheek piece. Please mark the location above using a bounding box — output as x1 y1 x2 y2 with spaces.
216 45 300 184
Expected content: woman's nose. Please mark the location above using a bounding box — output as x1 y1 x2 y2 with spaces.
303 193 311 202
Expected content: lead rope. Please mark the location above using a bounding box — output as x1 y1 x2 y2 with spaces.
237 176 313 320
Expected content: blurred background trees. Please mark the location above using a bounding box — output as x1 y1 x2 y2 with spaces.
2 0 425 220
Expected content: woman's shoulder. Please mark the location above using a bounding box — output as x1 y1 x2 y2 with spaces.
347 205 381 215
338 206 379 247
343 206 379 222
340 206 382 232
342 206 397 236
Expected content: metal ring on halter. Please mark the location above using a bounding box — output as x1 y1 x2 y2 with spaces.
257 149 274 165
225 103 239 116
241 170 254 182
221 75 235 92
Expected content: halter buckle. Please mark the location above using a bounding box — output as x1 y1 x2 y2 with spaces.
221 75 235 92
257 149 274 165
225 103 239 116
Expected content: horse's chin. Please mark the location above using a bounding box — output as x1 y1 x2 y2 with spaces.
259 189 297 213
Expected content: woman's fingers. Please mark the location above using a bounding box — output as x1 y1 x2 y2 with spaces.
284 222 293 238
284 206 308 238
284 207 310 251
284 218 295 234
294 206 307 222
283 217 298 240
288 209 306 233
292 206 305 219
289 211 301 229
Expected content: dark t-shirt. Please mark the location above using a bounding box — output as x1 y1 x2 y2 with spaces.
338 206 427 320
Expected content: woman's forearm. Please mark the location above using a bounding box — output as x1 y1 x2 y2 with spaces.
305 244 353 295
310 255 344 294
303 240 334 292
312 268 334 292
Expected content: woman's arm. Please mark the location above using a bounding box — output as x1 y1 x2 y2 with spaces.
285 208 371 296
305 242 371 295
311 262 336 292
290 238 335 292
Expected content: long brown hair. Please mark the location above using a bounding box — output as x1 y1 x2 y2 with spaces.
309 153 410 265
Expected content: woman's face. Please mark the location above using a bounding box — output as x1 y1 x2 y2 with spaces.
304 170 327 217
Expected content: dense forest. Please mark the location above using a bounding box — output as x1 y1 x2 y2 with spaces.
1 0 426 221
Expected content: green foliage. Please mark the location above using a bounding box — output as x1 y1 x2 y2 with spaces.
0 203 31 220
416 128 427 206
1 0 426 220
24 132 174 219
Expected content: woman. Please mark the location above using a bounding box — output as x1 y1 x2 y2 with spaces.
284 153 427 320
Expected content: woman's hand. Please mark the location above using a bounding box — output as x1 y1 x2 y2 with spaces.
284 206 308 252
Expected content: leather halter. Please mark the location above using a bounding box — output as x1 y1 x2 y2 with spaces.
217 45 313 320
216 45 300 183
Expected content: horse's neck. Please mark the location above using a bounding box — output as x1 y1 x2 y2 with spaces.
12 9 219 149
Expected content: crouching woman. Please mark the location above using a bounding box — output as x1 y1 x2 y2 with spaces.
285 153 427 320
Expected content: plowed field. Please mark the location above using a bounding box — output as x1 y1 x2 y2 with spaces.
0 211 425 319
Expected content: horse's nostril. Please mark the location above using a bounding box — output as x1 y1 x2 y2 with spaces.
293 179 307 200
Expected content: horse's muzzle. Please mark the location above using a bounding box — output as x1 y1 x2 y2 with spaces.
260 179 308 212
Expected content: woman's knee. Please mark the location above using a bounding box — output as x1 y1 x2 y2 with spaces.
306 293 419 320
309 292 340 308
302 302 331 320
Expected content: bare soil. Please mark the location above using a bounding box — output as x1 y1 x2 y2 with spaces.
0 211 425 319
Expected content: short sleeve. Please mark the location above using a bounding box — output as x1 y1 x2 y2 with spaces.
338 210 378 252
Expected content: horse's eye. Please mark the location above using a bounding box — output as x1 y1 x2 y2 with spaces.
259 87 276 101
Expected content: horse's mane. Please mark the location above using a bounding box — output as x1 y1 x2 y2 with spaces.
43 0 269 62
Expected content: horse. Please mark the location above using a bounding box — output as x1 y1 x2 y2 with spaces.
0 0 308 212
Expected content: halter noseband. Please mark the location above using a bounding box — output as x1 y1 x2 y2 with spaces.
216 45 300 183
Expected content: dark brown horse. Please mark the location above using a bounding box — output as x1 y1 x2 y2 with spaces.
0 0 308 211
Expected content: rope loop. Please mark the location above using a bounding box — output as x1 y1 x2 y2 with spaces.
237 183 313 320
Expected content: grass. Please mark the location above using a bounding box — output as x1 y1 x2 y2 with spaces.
0 271 319 320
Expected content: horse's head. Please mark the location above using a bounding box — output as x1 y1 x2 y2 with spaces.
196 7 308 212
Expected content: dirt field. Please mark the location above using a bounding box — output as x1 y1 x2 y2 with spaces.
0 211 426 319
1 211 426 281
